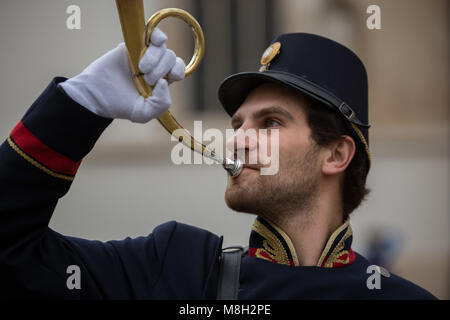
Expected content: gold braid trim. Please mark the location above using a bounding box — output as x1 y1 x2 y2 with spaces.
321 225 353 268
252 219 292 266
264 219 300 266
316 218 351 267
350 123 371 171
7 136 74 181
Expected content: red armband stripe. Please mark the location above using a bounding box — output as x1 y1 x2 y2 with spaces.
9 121 81 178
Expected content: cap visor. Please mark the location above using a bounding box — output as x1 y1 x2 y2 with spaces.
218 70 339 117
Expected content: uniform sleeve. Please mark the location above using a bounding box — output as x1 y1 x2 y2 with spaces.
0 78 135 299
0 78 223 299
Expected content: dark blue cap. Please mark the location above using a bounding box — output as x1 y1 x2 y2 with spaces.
218 33 371 170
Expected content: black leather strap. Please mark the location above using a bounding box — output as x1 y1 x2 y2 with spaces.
216 246 247 300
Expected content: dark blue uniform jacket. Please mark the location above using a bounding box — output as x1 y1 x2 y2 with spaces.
0 78 437 300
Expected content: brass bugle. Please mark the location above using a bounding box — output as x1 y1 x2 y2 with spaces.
115 1 242 177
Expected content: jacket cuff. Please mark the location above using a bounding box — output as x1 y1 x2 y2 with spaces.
20 77 113 162
7 77 112 181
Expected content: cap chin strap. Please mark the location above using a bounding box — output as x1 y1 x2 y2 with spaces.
262 70 371 129
338 102 370 129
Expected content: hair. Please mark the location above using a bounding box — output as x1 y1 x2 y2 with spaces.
302 97 370 220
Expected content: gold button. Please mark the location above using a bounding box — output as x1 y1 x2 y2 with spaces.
260 42 281 67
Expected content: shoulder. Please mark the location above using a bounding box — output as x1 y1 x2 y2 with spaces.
106 220 222 266
152 220 222 249
152 220 223 264
385 273 437 300
351 252 437 300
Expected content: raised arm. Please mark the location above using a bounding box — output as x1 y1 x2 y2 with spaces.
0 29 188 299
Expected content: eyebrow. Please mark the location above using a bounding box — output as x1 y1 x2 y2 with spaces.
231 105 294 127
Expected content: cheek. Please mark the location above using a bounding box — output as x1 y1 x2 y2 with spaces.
277 133 312 165
255 128 313 170
255 132 289 171
256 131 280 165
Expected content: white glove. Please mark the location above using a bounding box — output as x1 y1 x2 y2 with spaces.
59 28 185 123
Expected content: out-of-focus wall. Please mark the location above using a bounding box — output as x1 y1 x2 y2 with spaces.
0 0 448 299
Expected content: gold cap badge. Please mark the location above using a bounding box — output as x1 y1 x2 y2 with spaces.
259 42 281 72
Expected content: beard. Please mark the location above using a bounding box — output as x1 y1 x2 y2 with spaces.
224 143 319 223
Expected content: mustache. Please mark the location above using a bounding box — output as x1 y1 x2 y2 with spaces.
231 150 270 169
242 164 261 170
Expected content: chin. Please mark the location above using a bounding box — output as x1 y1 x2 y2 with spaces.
224 192 257 215
224 176 265 214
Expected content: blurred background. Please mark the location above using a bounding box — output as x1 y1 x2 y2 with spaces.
0 0 448 299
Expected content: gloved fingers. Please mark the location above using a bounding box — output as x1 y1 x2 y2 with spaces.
138 43 167 74
143 49 176 86
150 27 168 47
131 79 171 123
130 96 147 123
148 78 172 112
167 57 186 82
139 28 168 74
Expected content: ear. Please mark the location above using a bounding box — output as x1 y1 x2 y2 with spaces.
321 136 356 176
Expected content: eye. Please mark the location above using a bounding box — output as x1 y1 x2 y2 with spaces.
265 118 282 128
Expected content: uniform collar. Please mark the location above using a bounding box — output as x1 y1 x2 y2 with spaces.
248 216 355 268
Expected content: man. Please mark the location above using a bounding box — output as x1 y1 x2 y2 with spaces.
0 28 435 299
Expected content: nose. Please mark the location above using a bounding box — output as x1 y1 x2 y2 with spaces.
226 127 258 160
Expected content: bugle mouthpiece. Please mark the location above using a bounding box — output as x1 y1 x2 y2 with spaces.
223 158 243 177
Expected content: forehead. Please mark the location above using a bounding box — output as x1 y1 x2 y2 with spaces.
233 82 309 121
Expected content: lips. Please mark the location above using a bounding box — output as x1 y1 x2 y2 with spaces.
242 164 260 171
230 163 260 180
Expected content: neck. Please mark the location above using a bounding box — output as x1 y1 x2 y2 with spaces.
263 181 344 266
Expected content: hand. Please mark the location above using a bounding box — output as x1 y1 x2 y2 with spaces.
59 28 185 123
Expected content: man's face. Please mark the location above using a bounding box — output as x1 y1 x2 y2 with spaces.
224 83 321 221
